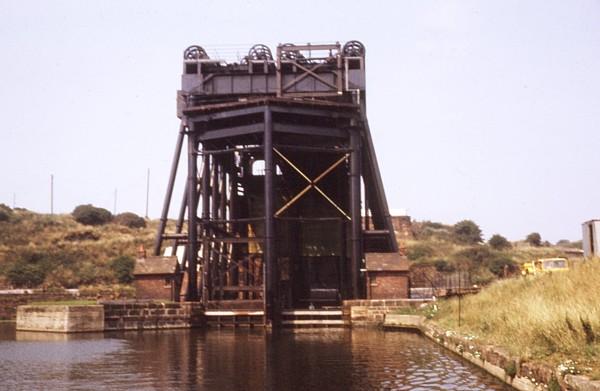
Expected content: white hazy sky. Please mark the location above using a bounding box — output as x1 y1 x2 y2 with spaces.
1 0 599 242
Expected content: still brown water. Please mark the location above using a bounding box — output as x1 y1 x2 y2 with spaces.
0 323 510 390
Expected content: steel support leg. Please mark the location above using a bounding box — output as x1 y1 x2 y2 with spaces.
201 152 210 305
154 124 185 256
186 130 199 301
264 106 277 324
349 129 362 299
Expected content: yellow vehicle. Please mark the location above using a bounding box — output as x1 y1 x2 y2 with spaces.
521 257 569 276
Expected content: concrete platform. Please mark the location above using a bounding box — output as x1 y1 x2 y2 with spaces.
16 305 104 333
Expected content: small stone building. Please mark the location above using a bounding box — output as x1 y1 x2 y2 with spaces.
365 253 410 299
133 255 182 301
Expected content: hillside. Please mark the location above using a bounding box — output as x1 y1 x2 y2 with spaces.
403 220 583 286
0 206 160 289
0 206 584 291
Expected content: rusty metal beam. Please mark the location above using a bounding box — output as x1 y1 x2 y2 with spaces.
186 130 199 301
153 123 185 256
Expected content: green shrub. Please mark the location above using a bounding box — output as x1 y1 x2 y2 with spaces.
72 204 112 226
407 243 435 261
548 376 561 391
114 212 146 229
6 261 47 288
488 234 511 250
470 267 496 285
503 361 517 378
0 203 12 222
454 246 493 265
452 220 482 245
433 259 456 273
487 256 517 277
110 255 136 283
525 232 542 247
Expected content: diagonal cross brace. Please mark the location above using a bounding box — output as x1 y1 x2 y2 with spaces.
281 61 338 92
273 148 350 220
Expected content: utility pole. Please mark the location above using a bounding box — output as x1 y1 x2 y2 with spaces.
50 174 54 215
12 193 16 209
145 168 150 218
113 188 118 215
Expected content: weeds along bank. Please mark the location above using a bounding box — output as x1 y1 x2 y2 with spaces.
432 261 600 379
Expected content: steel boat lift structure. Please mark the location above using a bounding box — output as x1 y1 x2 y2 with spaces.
153 41 398 325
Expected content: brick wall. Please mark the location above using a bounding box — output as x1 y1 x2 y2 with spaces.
133 276 174 301
367 272 409 299
103 301 203 330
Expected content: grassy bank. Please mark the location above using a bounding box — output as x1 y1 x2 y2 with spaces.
433 261 600 378
0 208 163 289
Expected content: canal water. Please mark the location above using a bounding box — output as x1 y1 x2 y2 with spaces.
0 323 510 390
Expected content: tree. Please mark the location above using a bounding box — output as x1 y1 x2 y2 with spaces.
452 220 482 245
110 256 136 284
526 232 542 247
488 234 511 250
72 204 112 226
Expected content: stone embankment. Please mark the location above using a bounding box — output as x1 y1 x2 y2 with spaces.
384 314 600 391
15 301 204 332
102 301 203 330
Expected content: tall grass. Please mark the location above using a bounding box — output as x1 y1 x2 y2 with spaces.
436 261 600 366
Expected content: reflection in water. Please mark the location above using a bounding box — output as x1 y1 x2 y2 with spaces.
0 323 510 390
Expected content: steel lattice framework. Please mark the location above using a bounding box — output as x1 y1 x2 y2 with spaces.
153 41 397 325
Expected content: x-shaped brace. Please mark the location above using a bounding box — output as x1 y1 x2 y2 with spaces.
274 148 351 220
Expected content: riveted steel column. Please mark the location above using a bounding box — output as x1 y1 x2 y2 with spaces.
201 150 210 305
186 129 199 301
349 128 362 299
264 106 277 324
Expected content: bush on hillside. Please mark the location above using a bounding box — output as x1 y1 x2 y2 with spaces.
452 220 482 245
6 261 47 288
72 204 112 226
114 212 146 229
406 243 436 261
454 245 493 265
413 221 452 241
487 256 518 277
433 259 456 273
488 234 511 250
110 255 136 284
526 232 542 247
0 203 12 222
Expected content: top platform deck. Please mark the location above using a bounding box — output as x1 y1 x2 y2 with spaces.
178 42 367 110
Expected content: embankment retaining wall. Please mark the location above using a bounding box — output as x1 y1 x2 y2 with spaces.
102 301 204 330
384 314 600 391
